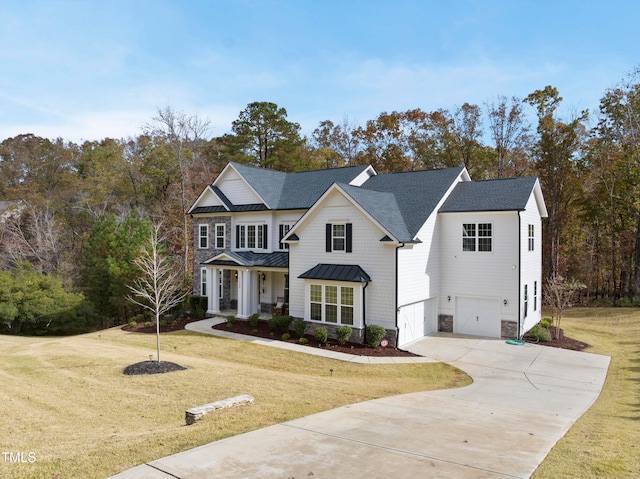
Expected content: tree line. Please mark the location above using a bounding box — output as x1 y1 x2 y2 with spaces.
1 69 639 333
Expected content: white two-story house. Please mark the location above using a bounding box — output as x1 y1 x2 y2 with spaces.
188 162 547 347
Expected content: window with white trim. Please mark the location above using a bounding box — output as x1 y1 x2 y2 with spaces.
309 283 354 325
200 268 207 296
524 284 529 318
215 223 225 249
325 223 352 252
219 269 224 299
528 224 535 251
462 223 492 252
534 281 537 312
236 224 267 250
199 224 208 249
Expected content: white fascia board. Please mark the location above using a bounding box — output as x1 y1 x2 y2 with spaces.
533 179 549 218
187 185 227 214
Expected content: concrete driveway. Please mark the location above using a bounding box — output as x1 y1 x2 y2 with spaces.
109 335 610 479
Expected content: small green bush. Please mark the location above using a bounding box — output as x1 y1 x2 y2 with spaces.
144 321 152 328
293 319 306 338
163 314 174 322
298 337 309 345
529 323 551 342
248 313 260 327
267 316 279 332
195 308 205 319
282 332 291 340
539 317 553 329
277 315 293 333
335 325 352 345
313 327 328 344
365 324 387 348
159 319 168 327
226 315 236 328
129 320 138 329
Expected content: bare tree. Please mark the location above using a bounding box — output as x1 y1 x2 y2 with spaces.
143 107 211 276
127 223 189 362
543 274 586 339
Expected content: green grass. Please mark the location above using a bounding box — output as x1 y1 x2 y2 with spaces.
532 307 640 478
0 327 470 479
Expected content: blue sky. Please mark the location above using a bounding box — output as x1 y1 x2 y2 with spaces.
0 0 638 142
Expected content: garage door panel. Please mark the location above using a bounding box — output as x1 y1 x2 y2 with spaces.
398 302 425 346
455 297 500 338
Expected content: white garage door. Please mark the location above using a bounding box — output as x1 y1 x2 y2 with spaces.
455 297 500 338
398 302 425 346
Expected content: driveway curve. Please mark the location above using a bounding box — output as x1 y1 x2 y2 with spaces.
109 329 610 479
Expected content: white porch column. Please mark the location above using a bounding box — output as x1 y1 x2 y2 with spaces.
209 268 220 314
238 268 252 319
237 269 245 318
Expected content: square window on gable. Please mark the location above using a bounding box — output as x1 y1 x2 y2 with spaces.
326 223 353 253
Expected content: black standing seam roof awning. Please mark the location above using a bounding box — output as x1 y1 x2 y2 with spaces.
298 264 371 283
202 251 289 268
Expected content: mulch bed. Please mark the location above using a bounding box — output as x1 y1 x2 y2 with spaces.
121 317 201 374
523 326 590 351
122 316 202 333
212 319 420 357
123 360 187 375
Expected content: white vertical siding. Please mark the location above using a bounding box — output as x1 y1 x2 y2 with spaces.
288 189 397 330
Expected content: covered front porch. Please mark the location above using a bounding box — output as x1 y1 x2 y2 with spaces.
201 251 289 319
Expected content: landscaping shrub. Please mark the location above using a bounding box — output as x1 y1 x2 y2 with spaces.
267 316 279 332
298 337 309 345
529 323 551 342
277 315 293 333
540 317 553 329
163 314 174 323
335 325 352 345
282 332 291 340
159 319 168 327
248 313 260 328
226 315 236 328
129 320 138 329
195 308 205 319
365 325 387 347
313 327 328 344
293 319 306 338
144 321 152 328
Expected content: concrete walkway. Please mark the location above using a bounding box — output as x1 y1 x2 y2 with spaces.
109 319 610 479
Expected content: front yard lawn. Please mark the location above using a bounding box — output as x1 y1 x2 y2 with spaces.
0 327 469 479
533 307 640 478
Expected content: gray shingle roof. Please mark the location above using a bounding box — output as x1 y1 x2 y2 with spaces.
356 167 465 240
439 177 538 213
336 183 412 241
298 264 371 282
229 162 371 209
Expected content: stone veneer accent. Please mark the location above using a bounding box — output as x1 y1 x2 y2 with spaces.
501 320 518 339
192 215 232 296
438 314 453 333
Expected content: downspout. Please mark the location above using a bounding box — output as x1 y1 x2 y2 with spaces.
517 211 522 339
362 281 369 331
395 242 405 344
